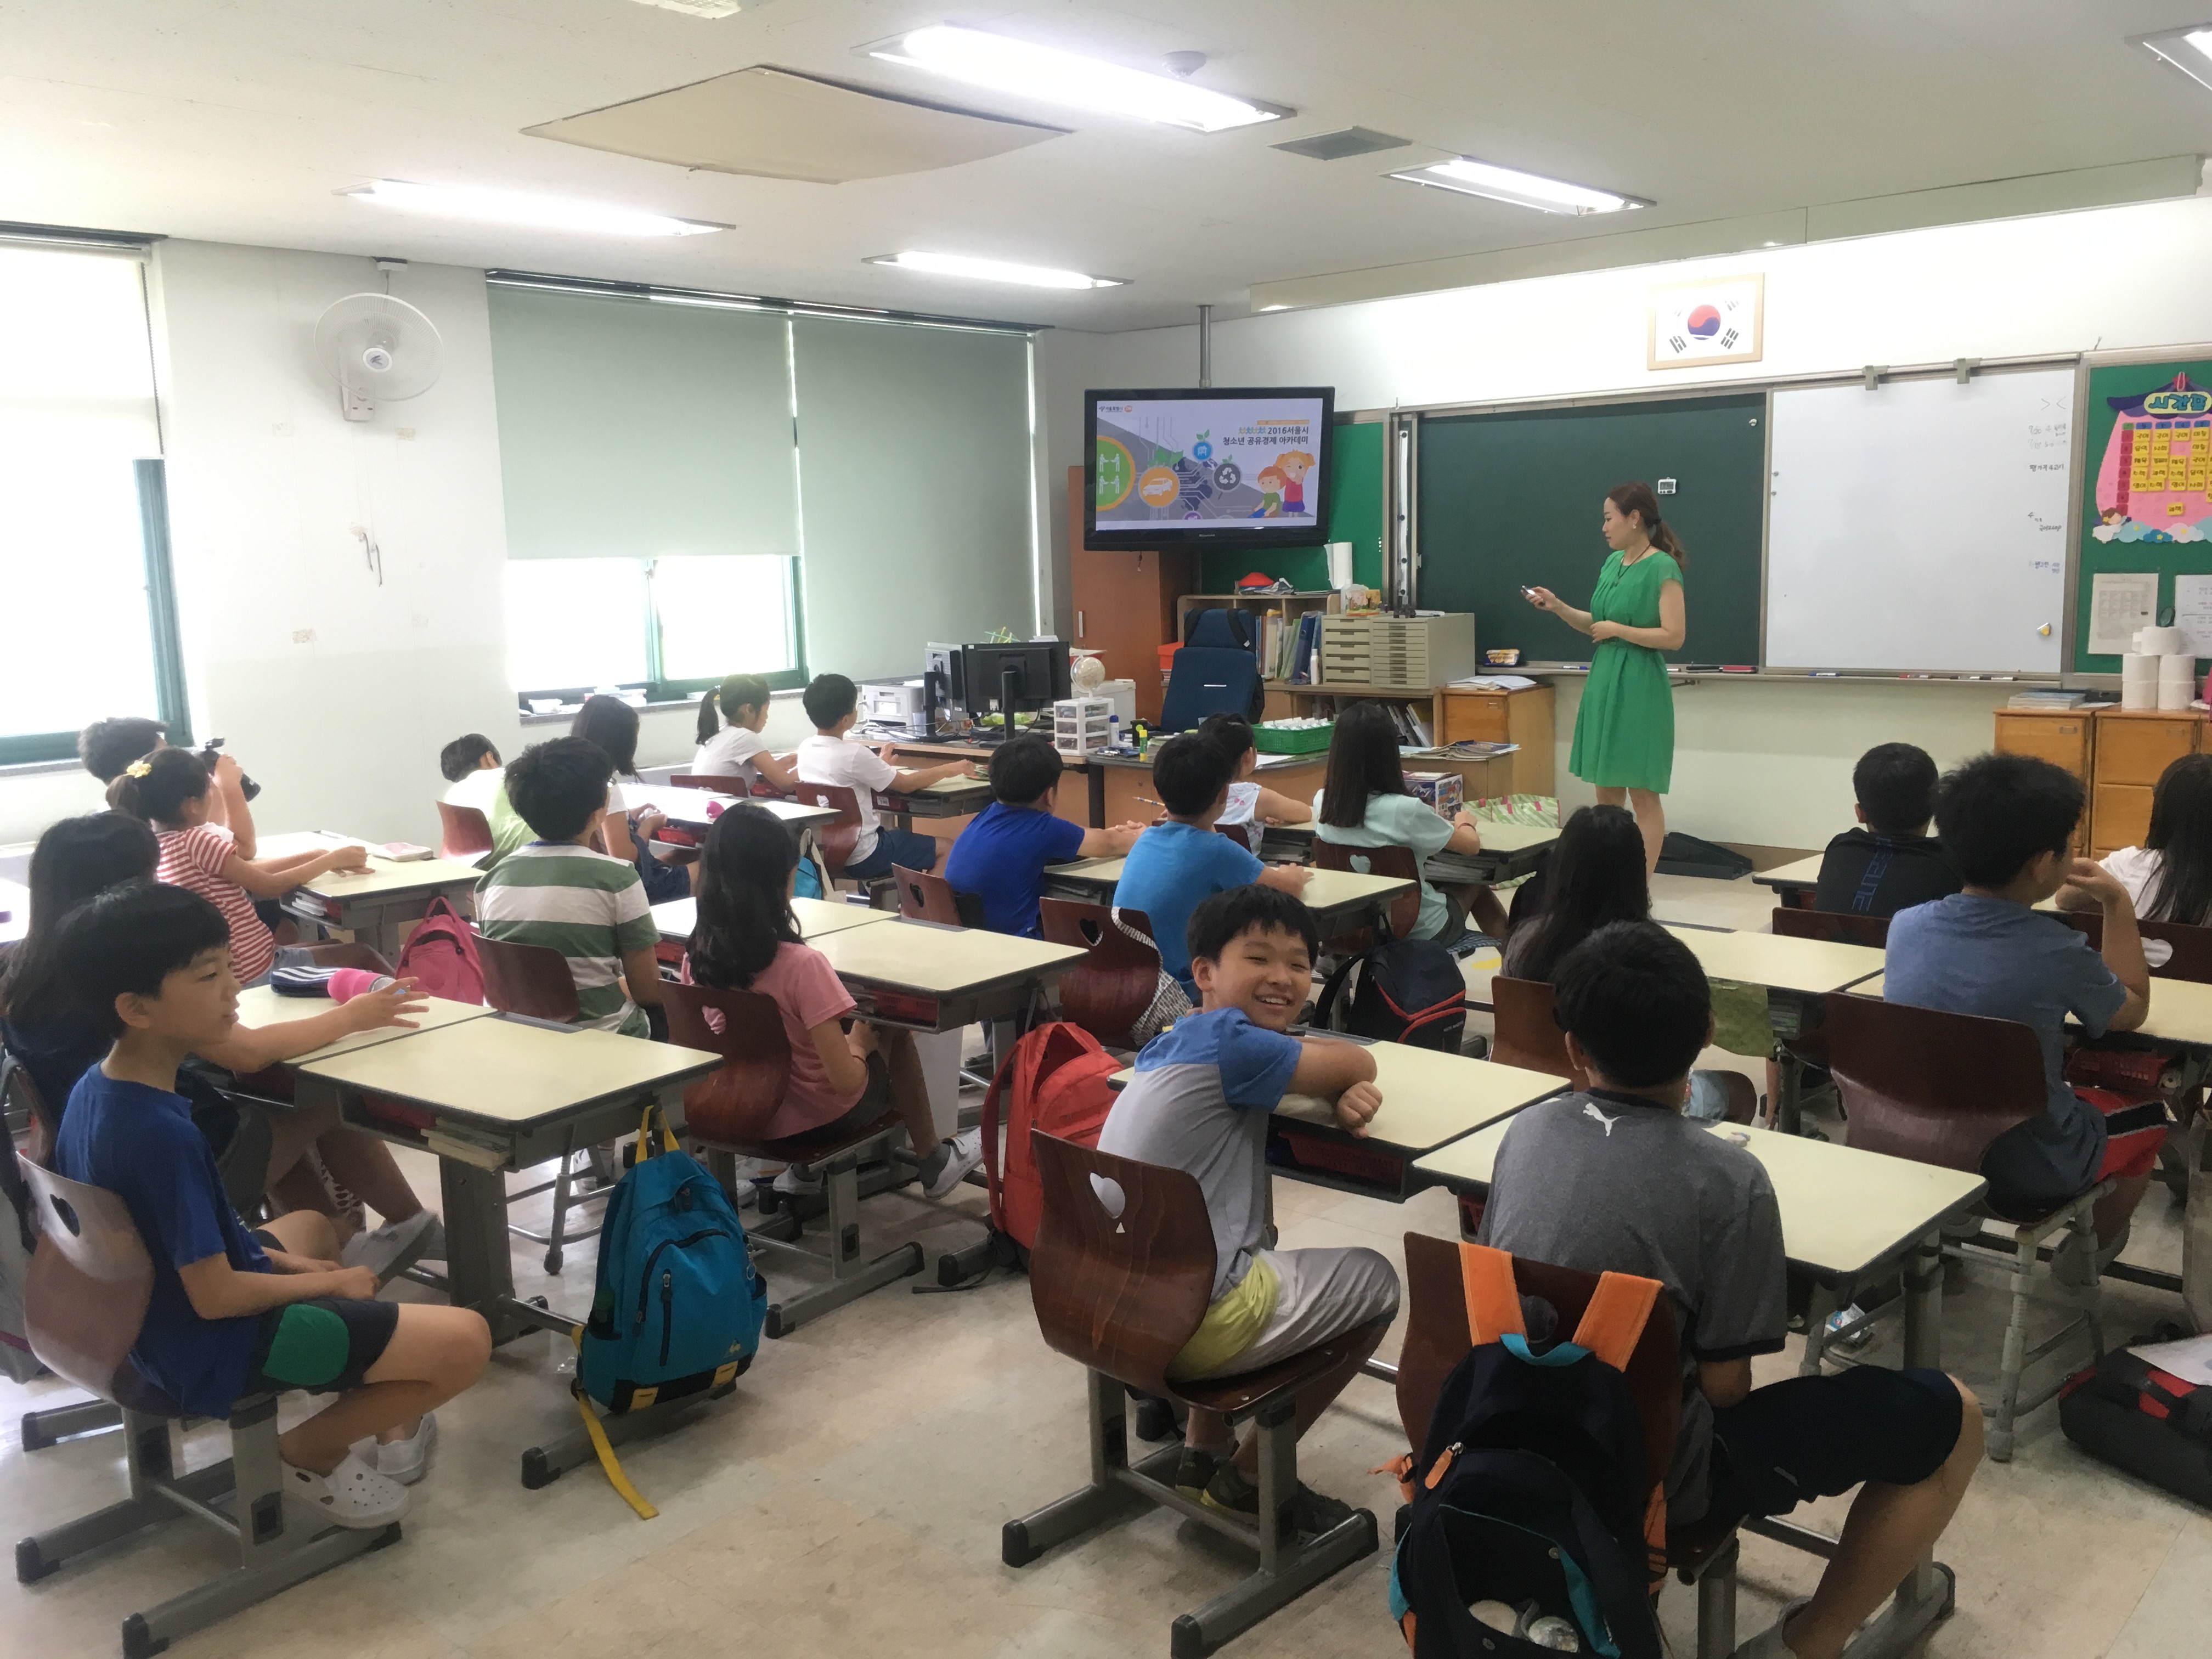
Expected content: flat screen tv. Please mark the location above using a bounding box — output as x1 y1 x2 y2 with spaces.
1085 386 1335 550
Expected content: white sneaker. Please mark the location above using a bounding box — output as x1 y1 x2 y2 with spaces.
340 1209 437 1280
1728 1597 1811 1659
923 1126 985 1200
283 1450 410 1528
375 1412 437 1485
772 1166 822 1197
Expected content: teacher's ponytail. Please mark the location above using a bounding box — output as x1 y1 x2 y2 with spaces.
1605 481 1687 570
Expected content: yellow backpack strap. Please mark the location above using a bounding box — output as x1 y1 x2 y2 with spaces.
1568 1271 1663 1373
1458 1242 1526 1346
567 1327 658 1520
633 1102 679 1160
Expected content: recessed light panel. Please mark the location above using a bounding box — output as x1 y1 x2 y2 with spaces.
1390 156 1649 215
866 25 1286 132
867 251 1126 290
344 180 729 237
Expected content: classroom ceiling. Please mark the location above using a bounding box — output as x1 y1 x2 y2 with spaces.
8 1 2212 332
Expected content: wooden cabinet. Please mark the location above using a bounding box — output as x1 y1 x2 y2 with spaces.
1065 465 1192 724
1993 708 2094 857
2089 709 2204 857
1440 685 1556 798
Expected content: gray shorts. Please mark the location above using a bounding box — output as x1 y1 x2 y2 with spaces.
1189 1245 1401 1380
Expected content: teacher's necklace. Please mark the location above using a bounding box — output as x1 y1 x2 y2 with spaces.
1620 536 1654 567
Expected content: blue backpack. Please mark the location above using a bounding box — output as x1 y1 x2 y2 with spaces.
575 1105 765 1513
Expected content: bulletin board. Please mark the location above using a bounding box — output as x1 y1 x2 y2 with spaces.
2075 354 2212 672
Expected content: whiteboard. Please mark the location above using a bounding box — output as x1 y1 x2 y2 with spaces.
1764 368 2074 673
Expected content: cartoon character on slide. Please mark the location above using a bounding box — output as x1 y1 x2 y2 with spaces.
1272 449 1316 517
1248 466 1286 518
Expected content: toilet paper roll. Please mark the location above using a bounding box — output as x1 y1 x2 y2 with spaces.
2162 653 2198 680
1325 541 1353 589
2123 652 2160 682
2124 679 2157 709
2142 625 2187 656
2160 676 2193 710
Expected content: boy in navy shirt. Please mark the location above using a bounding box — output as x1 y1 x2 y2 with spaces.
1812 742 1962 917
1482 922 1981 1659
941 736 1144 936
1098 886 1396 1536
54 881 490 1526
1885 752 2168 1282
1115 735 1310 995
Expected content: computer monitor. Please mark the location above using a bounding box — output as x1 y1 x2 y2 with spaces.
923 644 965 717
961 640 1070 740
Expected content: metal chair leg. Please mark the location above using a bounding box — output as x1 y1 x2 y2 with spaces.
1695 1535 1739 1659
1990 1221 2037 1462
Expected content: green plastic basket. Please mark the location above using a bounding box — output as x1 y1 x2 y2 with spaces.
1252 721 1334 755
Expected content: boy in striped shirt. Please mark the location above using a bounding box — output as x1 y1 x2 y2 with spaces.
476 737 664 1040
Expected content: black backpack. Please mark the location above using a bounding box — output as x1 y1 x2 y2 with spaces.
1317 920 1467 1053
2059 1334 2212 1508
1389 1243 1666 1658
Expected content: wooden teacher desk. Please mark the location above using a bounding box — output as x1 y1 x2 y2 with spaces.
258 832 483 961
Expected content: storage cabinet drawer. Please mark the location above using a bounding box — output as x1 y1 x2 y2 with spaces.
2094 784 2155 853
1441 693 1510 744
1992 714 2089 774
2096 718 2198 787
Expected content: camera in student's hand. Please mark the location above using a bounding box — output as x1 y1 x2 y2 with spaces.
199 737 262 802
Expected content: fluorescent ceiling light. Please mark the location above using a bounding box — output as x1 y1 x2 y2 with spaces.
868 251 1125 290
2136 25 2212 92
1389 157 1649 215
342 179 729 238
866 25 1285 132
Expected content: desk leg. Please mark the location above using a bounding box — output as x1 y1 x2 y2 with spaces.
1901 1230 1943 1371
1087 764 1105 830
441 1159 530 1344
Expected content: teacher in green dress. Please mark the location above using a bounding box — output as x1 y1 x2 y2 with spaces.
1523 481 1685 873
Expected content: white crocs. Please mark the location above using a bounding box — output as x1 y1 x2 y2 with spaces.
283 1449 410 1528
375 1412 438 1486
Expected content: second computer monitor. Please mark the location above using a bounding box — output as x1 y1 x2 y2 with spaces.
962 640 1070 734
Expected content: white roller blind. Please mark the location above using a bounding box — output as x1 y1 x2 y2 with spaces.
792 318 1035 680
0 244 159 460
487 285 799 559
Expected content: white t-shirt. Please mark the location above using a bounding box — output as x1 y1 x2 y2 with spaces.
796 733 899 862
695 724 770 787
1215 780 1261 827
443 766 503 814
2101 845 2174 967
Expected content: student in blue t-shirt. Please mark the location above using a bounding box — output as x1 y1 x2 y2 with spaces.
52 881 491 1529
1115 735 1311 994
941 736 1145 936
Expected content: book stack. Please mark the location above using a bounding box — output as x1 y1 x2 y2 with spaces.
2006 689 2086 710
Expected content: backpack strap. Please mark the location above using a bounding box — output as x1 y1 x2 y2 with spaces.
633 1102 679 1161
567 1326 657 1519
1457 1242 1526 1345
1567 1271 1662 1372
1314 950 1365 1033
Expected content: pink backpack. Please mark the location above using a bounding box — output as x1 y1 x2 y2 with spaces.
393 896 484 1003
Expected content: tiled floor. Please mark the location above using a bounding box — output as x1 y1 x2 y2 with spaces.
4 868 2204 1658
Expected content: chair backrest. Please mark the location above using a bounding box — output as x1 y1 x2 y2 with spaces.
1395 1232 1680 1507
1821 992 2049 1173
15 1155 156 1404
670 773 752 794
791 782 864 876
1215 821 1258 853
2142 917 2212 982
1489 975 1587 1088
2058 909 2101 950
1312 839 1423 944
473 931 583 1023
1770 906 1889 949
435 800 494 860
1026 1131 1216 1399
1158 646 1263 733
290 940 397 977
894 864 985 929
1038 898 1166 1047
661 980 792 1147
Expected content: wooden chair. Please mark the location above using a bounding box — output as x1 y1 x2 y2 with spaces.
1392 1234 1914 1659
1215 821 1259 854
1488 975 1588 1090
669 772 756 794
790 782 865 879
14 1155 394 1651
1311 840 1421 949
1039 898 1169 1051
1004 1132 1385 1654
893 864 985 930
1822 992 2109 1459
435 800 493 862
1770 906 1889 949
2141 918 2212 982
664 980 922 1336
471 932 610 1273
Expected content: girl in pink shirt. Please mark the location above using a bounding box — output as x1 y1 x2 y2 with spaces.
683 804 982 1199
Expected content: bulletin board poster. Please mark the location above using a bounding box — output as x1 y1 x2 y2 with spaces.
2077 357 2212 670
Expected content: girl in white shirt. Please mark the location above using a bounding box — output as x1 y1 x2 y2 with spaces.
2064 754 2212 967
693 673 798 794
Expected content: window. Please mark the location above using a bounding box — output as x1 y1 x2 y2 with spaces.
0 241 184 765
503 555 803 704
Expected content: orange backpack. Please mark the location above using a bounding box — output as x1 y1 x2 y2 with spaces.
980 1022 1123 1259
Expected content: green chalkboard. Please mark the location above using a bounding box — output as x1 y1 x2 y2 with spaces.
2075 356 2212 673
1417 395 1767 667
1198 418 1385 594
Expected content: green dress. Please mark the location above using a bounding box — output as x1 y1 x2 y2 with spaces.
1567 549 1680 794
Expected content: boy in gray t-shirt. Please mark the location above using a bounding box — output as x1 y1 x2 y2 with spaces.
1480 921 1981 1659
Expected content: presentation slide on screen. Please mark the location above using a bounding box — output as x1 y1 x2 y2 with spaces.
1093 396 1323 528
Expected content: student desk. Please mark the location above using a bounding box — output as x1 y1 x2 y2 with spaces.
876 772 995 823
804 916 1084 1034
257 832 483 961
230 984 493 1060
623 785 842 834
1041 858 1417 940
650 894 897 945
1859 970 2212 1051
1088 750 1328 835
1252 819 1556 887
1753 853 1825 909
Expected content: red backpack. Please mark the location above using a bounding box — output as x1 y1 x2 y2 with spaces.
980 1022 1122 1261
393 896 484 1005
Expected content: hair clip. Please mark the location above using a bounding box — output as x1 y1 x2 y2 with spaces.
125 760 153 778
